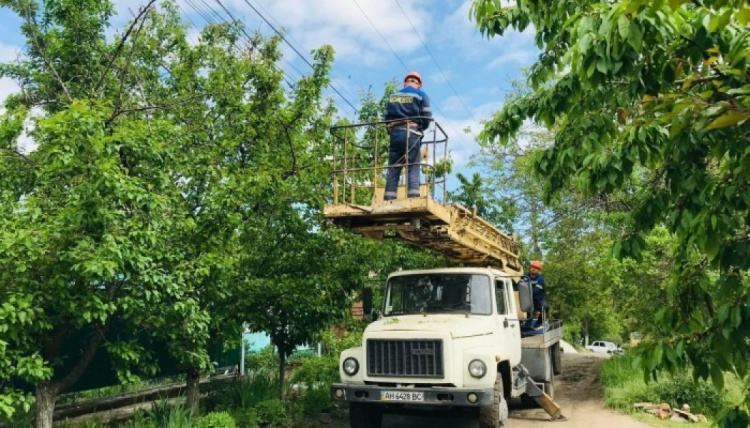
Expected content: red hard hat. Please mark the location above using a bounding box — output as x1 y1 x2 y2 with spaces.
404 71 422 88
530 260 543 270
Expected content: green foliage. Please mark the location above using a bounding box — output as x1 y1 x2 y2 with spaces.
652 377 724 416
0 0 347 423
290 356 339 387
205 376 277 413
53 418 110 428
195 412 236 428
245 346 280 377
141 398 194 428
448 172 510 231
602 353 724 418
319 327 364 360
301 386 333 417
472 0 750 424
233 408 260 428
253 399 287 427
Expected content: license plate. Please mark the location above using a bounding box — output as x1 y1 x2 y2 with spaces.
380 391 424 402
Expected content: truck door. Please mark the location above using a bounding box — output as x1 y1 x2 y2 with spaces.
495 277 521 365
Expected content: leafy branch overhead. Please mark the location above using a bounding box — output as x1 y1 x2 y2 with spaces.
472 0 749 426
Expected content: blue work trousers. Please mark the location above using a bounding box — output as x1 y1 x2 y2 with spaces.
384 127 421 200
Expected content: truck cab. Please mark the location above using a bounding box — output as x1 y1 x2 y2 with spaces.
331 267 563 428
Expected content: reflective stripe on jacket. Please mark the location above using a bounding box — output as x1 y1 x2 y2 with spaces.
384 86 432 131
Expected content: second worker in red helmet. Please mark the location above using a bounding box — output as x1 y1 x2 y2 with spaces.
383 71 432 201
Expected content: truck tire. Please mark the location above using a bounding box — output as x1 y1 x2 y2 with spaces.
349 402 382 428
552 342 562 375
479 372 508 428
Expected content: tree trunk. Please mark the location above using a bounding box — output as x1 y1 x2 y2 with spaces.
278 351 286 399
35 381 57 428
583 318 590 347
186 368 201 415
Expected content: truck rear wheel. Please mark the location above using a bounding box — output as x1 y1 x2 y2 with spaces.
349 402 382 428
552 342 562 375
479 372 508 428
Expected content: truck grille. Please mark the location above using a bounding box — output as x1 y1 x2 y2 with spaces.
366 339 444 378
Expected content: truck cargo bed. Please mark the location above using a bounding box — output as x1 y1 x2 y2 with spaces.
520 319 563 349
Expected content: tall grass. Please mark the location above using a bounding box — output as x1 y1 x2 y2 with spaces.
601 353 725 417
205 375 278 413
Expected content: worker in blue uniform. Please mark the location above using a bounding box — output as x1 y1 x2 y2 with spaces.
528 260 548 326
383 71 432 200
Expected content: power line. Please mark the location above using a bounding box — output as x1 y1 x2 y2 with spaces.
352 0 409 72
185 0 217 25
211 0 359 115
353 0 475 150
211 0 306 89
393 0 478 135
235 0 358 114
252 0 360 106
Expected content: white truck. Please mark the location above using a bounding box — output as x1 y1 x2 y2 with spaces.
330 268 563 428
324 119 564 428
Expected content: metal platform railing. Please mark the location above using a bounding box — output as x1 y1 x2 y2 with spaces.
330 118 449 206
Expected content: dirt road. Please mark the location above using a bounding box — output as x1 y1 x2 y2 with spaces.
379 352 653 428
506 352 652 427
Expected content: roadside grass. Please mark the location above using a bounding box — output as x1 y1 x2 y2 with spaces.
601 351 744 424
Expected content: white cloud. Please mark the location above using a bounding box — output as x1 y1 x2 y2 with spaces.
0 78 20 106
0 42 23 63
442 94 471 114
0 43 23 107
437 1 536 60
432 99 504 168
484 50 537 69
218 0 430 62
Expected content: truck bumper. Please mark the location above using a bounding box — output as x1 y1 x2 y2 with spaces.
331 383 494 407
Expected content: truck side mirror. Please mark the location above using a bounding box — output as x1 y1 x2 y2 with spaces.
363 288 373 317
517 279 533 313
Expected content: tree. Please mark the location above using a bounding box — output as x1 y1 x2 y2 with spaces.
0 0 339 425
472 0 750 424
448 172 511 231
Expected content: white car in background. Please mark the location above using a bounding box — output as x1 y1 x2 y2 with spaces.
587 341 624 355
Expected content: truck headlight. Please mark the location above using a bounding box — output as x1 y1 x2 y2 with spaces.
468 359 487 378
343 357 359 376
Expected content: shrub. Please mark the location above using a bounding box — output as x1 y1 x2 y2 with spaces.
302 386 333 416
232 408 260 428
601 352 725 417
253 399 287 427
320 328 363 358
195 411 236 428
652 376 724 416
245 346 279 376
290 356 339 388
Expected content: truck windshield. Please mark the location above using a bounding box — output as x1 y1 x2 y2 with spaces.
384 274 492 316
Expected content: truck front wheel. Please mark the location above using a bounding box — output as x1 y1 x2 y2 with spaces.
479 372 508 428
349 402 383 428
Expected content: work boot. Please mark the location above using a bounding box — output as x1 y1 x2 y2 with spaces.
384 191 397 201
407 189 420 198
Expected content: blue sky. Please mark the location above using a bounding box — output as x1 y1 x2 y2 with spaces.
0 0 539 189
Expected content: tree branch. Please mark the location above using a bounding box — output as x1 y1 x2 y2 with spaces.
93 0 157 93
23 3 72 102
0 147 36 167
56 326 106 392
105 93 212 125
112 7 149 116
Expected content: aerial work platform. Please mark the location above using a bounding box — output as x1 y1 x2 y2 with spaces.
323 119 523 276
